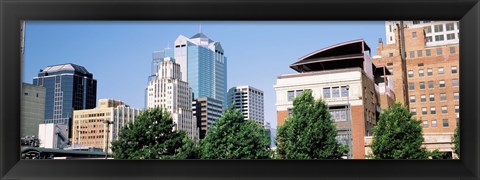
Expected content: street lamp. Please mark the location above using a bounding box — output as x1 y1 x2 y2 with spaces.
104 120 113 159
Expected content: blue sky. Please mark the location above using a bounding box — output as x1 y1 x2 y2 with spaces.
24 21 386 128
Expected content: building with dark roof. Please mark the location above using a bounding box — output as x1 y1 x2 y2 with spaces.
33 63 97 138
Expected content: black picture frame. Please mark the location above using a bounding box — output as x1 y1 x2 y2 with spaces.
1 0 479 179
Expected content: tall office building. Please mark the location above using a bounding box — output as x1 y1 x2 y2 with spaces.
173 32 228 107
275 39 394 159
146 57 198 141
373 21 459 157
72 99 141 152
33 63 97 136
192 97 223 139
227 85 265 125
21 83 46 137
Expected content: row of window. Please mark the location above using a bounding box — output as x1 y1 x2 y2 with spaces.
407 47 456 59
407 66 457 77
410 105 459 115
422 119 451 128
408 79 459 90
409 92 459 103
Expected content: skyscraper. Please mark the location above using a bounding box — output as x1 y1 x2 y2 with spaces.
146 57 198 141
227 85 265 125
192 97 223 139
33 63 97 136
21 83 46 137
173 33 228 107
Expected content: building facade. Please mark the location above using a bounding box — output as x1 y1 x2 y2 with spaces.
38 123 69 149
33 63 97 136
21 83 46 137
275 40 394 159
373 21 460 156
146 57 198 141
227 85 265 125
192 97 223 139
173 33 228 107
71 99 141 152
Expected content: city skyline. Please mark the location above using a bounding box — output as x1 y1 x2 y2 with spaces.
23 21 386 128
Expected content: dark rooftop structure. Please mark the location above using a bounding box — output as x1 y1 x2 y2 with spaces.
290 39 373 73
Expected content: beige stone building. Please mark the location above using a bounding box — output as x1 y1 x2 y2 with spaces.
72 99 141 152
275 39 394 159
371 21 459 158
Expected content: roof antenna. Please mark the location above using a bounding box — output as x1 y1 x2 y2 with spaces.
199 24 202 33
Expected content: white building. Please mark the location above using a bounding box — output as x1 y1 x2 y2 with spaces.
38 123 68 149
385 21 459 47
147 57 198 141
227 85 265 125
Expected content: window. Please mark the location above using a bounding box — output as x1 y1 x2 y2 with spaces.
455 105 459 113
411 108 417 115
422 107 427 115
409 83 415 90
440 93 447 101
413 21 421 24
423 120 429 128
427 68 433 76
437 48 443 55
330 109 347 122
387 62 393 66
443 119 449 127
447 33 456 40
389 52 393 57
446 23 455 31
426 49 431 56
442 106 448 114
332 87 340 98
341 86 349 97
417 50 423 57
432 120 437 128
287 108 293 117
408 70 414 78
424 26 432 33
418 69 424 77
323 88 331 99
389 25 392 32
439 80 446 88
430 107 436 114
454 92 459 100
451 66 457 74
435 35 444 41
419 82 425 89
434 24 443 32
452 79 459 87
429 94 435 102
420 95 426 102
390 36 393 42
412 32 417 38
410 95 416 103
288 91 295 101
428 81 434 89
409 51 415 58
296 90 303 97
438 67 444 75
426 36 433 42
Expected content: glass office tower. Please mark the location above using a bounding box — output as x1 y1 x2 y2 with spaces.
33 63 97 136
173 33 228 107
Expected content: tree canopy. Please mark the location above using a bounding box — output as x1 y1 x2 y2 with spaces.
276 89 348 159
111 108 197 159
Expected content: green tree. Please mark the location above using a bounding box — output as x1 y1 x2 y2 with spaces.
198 106 271 159
111 108 197 159
371 102 430 159
453 121 460 158
276 89 347 159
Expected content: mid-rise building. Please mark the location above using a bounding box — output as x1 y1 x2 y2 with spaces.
71 99 141 152
174 32 228 107
192 97 223 139
227 85 265 125
275 39 394 159
373 21 460 157
146 57 198 141
33 63 97 137
21 83 46 137
38 123 69 149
